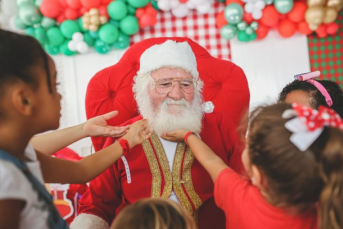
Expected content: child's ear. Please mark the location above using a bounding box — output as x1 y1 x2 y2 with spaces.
251 165 263 188
11 85 35 116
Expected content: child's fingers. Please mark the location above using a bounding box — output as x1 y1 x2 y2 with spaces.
102 110 119 120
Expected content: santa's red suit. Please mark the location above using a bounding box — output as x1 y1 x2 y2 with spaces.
75 113 244 229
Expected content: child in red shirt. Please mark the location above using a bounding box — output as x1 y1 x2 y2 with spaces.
162 103 343 229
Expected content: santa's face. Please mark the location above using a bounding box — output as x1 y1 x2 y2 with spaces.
134 67 203 136
148 67 195 114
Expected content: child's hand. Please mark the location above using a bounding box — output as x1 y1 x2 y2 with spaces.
161 130 190 142
122 119 152 148
83 111 129 137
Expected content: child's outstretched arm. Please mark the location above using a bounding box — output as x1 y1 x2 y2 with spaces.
162 131 228 182
30 111 129 155
37 119 152 184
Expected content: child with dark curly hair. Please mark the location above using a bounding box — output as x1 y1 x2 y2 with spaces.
278 71 343 117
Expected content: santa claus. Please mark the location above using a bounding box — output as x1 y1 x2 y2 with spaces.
71 39 249 229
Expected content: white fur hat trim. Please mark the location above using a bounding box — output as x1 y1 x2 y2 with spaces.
138 40 199 79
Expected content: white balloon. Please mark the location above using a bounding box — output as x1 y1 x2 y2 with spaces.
171 0 180 8
68 40 77 51
244 3 254 13
172 4 189 18
255 1 265 10
157 0 171 11
196 2 212 14
72 32 84 42
252 10 262 20
187 1 196 9
77 42 89 54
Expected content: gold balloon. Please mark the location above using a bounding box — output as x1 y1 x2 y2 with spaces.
99 16 108 24
323 7 338 23
89 8 100 16
327 0 343 10
305 6 325 29
89 24 99 32
307 0 325 7
90 16 100 25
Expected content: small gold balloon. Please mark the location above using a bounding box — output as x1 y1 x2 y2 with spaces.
323 7 338 23
89 24 99 32
327 0 343 10
83 23 89 30
90 16 100 25
307 0 325 7
89 8 100 16
82 16 90 23
305 6 325 28
84 12 90 17
99 16 108 24
308 23 319 30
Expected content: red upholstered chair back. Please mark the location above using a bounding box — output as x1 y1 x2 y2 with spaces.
85 37 250 151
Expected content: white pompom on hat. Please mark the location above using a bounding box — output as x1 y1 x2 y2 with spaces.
137 40 199 79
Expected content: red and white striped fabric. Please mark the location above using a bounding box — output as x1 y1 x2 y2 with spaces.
131 2 231 60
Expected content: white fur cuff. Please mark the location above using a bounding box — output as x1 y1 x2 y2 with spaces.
70 213 109 229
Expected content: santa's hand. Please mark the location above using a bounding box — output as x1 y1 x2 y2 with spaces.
161 130 189 142
122 119 152 148
83 111 129 137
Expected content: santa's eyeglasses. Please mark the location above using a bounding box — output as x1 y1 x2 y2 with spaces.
150 76 197 95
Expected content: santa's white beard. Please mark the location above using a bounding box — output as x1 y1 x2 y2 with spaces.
136 92 204 136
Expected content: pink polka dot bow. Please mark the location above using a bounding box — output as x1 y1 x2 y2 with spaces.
282 103 343 151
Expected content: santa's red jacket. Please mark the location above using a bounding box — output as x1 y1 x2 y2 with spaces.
78 113 244 229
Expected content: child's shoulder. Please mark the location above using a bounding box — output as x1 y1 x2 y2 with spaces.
0 159 29 195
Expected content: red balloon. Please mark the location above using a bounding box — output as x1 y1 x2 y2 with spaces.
57 14 66 23
297 21 312 35
316 25 327 38
40 0 62 18
226 0 244 7
59 0 68 7
277 18 296 37
139 14 155 28
66 0 82 9
65 8 79 19
216 11 227 29
99 5 109 18
146 4 158 16
260 6 280 27
287 2 307 23
326 23 339 35
136 8 145 18
256 23 269 39
243 12 254 24
101 0 113 5
80 0 101 9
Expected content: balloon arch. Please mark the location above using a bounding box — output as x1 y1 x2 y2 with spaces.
13 0 343 56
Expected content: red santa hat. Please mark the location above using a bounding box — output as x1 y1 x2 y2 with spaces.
137 40 199 79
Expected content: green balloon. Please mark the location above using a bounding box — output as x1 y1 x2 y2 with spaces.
83 33 95 46
237 30 250 42
128 0 149 8
35 0 42 7
220 25 237 40
94 39 111 54
60 40 76 56
99 24 119 44
250 21 259 30
108 1 128 21
224 3 243 25
127 5 137 15
78 17 87 32
35 27 48 45
263 0 274 4
47 27 65 46
25 27 35 37
88 30 99 39
119 15 139 36
41 17 55 28
274 0 294 14
150 0 159 10
249 32 257 41
245 27 254 35
19 2 42 26
117 0 127 2
60 20 80 39
17 0 33 6
45 44 60 55
14 16 26 29
113 32 130 49
109 19 120 28
237 21 247 31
